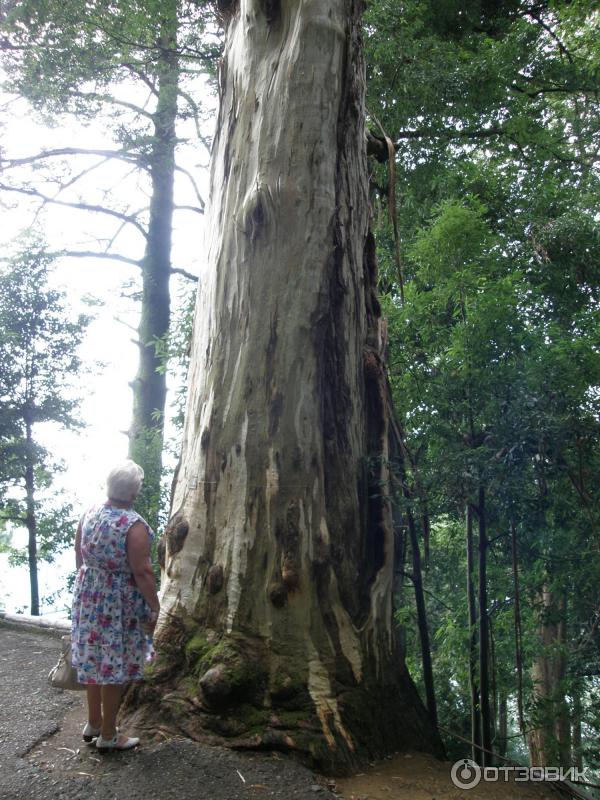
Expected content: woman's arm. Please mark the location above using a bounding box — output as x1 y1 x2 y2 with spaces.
126 521 160 615
75 521 83 569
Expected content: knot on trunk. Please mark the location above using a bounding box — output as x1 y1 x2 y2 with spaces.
165 514 189 556
269 582 288 608
207 563 224 594
196 636 268 709
199 663 232 705
242 183 275 245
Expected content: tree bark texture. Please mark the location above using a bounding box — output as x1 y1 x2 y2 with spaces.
124 0 440 772
528 587 571 767
129 3 178 526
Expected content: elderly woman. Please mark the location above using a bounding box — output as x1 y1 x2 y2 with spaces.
71 459 160 753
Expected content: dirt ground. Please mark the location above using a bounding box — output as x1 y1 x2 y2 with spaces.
0 620 581 800
26 697 569 800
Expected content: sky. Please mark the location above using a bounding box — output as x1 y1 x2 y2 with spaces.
0 88 213 617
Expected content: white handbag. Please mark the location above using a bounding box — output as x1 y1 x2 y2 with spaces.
48 635 85 691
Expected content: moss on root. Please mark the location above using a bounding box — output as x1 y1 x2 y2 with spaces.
122 610 441 776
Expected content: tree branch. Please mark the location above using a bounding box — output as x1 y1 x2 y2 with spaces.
53 250 142 268
367 125 506 160
54 157 114 196
1 147 143 170
0 183 148 238
67 89 155 119
171 267 198 282
176 87 212 155
399 570 455 612
174 165 206 210
123 63 158 96
174 204 204 215
525 12 575 64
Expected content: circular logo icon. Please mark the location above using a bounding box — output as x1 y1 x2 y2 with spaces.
451 758 482 790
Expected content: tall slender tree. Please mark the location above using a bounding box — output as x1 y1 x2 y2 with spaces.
0 0 215 526
0 241 89 614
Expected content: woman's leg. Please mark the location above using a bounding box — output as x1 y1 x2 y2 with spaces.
86 685 102 729
100 684 123 739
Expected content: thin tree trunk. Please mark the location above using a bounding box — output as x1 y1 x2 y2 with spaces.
477 486 492 765
555 594 571 766
406 506 438 728
388 419 408 665
497 694 508 759
490 615 498 760
572 684 583 771
123 0 441 772
528 587 570 766
24 414 39 616
129 2 178 527
466 501 482 764
389 413 437 727
530 451 572 769
511 518 526 741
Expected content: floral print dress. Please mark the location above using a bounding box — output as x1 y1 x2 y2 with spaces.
71 504 153 685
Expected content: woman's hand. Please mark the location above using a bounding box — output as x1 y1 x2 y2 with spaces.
142 607 159 635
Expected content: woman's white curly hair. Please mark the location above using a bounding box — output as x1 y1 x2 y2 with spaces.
106 459 144 502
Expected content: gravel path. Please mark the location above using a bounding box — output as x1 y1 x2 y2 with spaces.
0 621 337 800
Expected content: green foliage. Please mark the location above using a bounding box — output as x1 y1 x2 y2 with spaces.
0 237 90 609
0 239 90 463
1 0 218 117
367 0 600 769
129 424 166 533
7 500 76 566
0 0 219 548
154 283 196 439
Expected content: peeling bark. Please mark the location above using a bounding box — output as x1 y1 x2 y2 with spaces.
123 0 440 773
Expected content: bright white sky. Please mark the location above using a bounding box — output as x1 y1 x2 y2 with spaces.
0 85 214 616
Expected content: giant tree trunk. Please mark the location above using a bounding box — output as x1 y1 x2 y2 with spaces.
129 3 178 528
124 0 440 773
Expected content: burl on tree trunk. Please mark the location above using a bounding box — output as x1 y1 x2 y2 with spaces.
123 0 441 773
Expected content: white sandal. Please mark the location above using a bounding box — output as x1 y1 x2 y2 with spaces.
82 722 101 743
95 732 140 753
